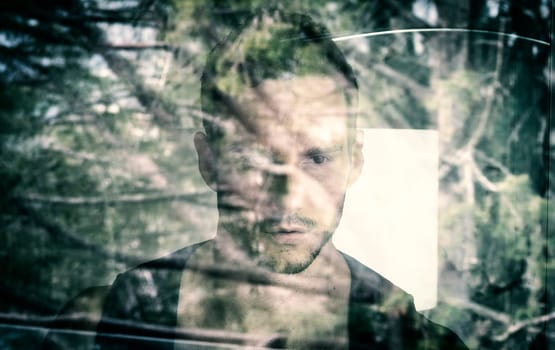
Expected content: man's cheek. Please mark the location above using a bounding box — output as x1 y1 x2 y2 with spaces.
218 169 263 194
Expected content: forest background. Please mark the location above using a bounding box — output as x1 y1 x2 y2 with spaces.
0 0 552 349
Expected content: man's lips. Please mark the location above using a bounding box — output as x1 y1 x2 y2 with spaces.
257 215 315 233
260 224 310 244
258 219 308 234
266 226 307 234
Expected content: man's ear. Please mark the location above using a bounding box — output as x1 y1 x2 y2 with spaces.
348 129 364 186
194 131 218 191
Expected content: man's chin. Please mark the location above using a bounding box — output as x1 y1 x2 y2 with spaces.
275 260 313 274
258 247 321 274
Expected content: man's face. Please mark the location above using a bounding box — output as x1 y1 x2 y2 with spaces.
198 75 361 273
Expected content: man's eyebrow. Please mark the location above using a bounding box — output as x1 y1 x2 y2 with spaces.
303 145 344 155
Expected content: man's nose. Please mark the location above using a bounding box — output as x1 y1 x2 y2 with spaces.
266 166 305 211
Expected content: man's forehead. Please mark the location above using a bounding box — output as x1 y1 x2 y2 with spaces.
239 75 351 98
205 74 357 149
229 75 353 122
237 75 351 103
218 113 351 154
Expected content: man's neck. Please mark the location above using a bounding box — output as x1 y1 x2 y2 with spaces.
176 234 351 348
209 229 351 291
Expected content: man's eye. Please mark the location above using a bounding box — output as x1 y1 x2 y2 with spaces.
307 154 330 165
312 155 328 164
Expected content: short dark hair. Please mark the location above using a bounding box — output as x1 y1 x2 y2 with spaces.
200 10 358 142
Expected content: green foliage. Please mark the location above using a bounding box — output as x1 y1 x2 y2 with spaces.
473 176 544 311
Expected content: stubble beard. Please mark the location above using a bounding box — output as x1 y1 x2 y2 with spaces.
266 233 333 274
218 196 346 274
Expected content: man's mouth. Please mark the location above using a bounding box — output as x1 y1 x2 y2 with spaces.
259 215 315 230
258 220 311 244
260 220 308 234
269 226 307 234
259 217 307 232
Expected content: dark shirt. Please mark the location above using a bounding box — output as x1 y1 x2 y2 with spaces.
93 240 467 349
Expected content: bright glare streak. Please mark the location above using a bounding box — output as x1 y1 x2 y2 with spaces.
332 28 550 46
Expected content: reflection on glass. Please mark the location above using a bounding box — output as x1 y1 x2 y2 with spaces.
2 2 550 350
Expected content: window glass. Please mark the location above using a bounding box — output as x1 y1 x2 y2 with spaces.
0 1 551 349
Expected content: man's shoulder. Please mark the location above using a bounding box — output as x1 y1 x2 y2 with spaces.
110 239 210 286
100 240 209 322
133 240 210 272
340 251 468 350
109 239 210 287
340 251 408 304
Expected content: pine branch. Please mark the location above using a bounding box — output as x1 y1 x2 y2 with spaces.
101 43 177 51
98 49 178 125
16 191 213 207
11 198 144 265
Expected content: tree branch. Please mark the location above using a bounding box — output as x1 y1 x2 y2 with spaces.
2 312 314 348
493 311 555 342
351 59 430 100
11 198 144 266
444 297 555 343
4 312 346 348
101 43 177 51
471 159 499 192
463 19 506 152
444 296 512 325
475 150 512 177
16 191 213 207
98 50 175 124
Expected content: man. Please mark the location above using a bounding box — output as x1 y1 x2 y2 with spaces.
93 10 467 349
